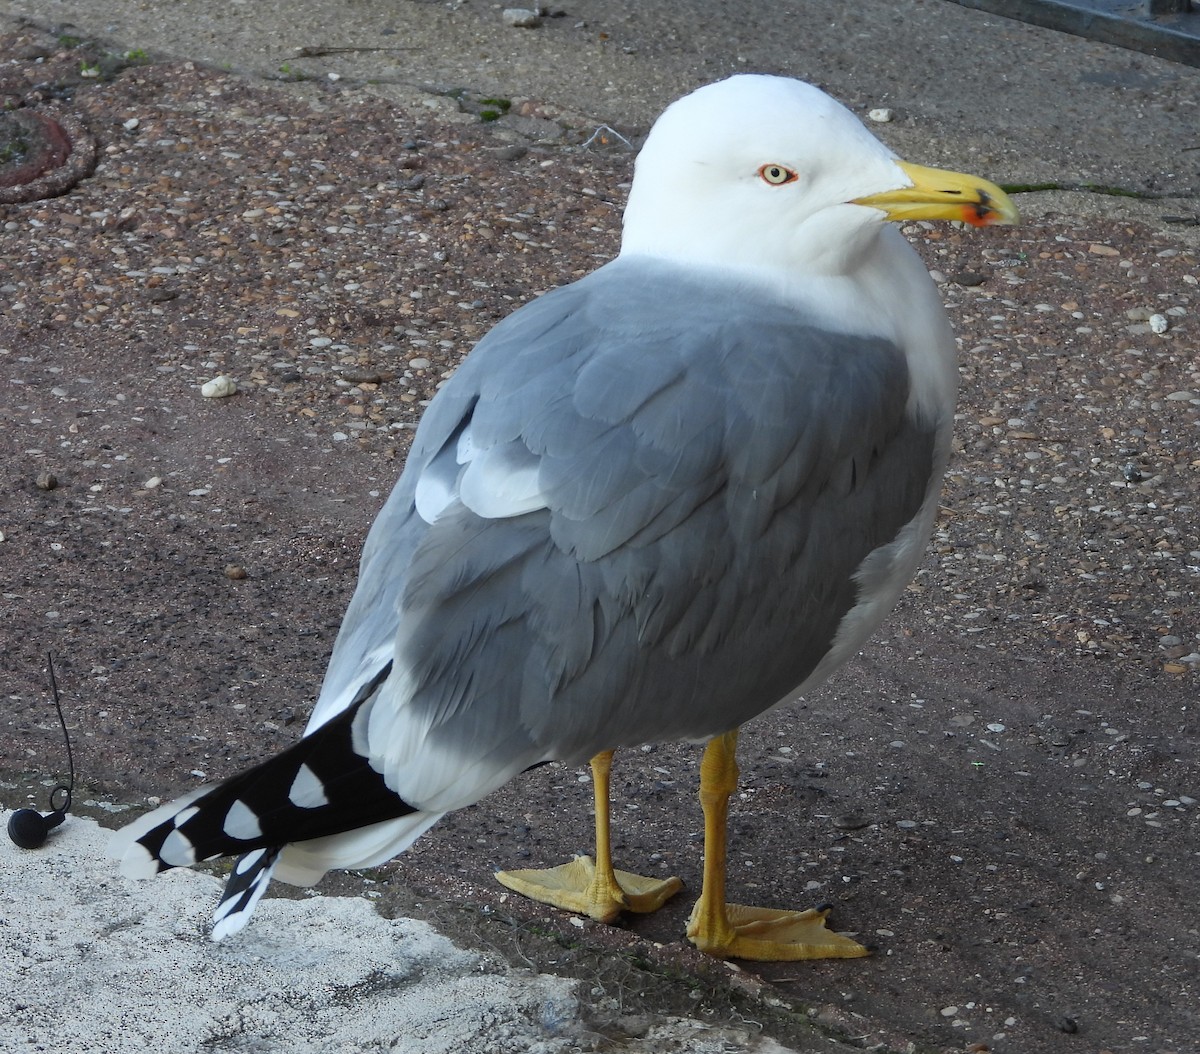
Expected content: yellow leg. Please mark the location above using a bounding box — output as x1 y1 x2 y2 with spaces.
496 750 683 923
686 730 870 961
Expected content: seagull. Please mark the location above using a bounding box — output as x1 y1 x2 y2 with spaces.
110 74 1016 960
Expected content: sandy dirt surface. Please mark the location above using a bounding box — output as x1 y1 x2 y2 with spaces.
1 5 1199 1053
4 811 819 1054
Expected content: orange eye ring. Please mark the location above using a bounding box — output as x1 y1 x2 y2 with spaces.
758 163 798 186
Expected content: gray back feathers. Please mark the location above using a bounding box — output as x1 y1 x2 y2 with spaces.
318 258 938 774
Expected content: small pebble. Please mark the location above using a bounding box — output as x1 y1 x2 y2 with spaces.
502 8 542 27
1148 313 1168 334
35 472 58 491
832 813 871 831
200 375 238 398
341 369 383 384
951 271 987 286
224 564 248 580
868 108 893 123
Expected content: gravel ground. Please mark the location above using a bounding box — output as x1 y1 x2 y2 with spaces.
2 24 1199 1054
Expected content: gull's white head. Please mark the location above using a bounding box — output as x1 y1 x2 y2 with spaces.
620 75 1015 278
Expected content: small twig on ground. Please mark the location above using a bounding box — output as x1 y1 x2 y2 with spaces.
294 46 412 57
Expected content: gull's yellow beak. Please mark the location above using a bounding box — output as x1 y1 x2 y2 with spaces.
852 160 1019 228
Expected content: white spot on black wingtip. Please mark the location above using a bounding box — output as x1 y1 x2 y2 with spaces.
211 847 280 941
234 848 268 875
288 763 330 809
211 904 255 942
160 828 197 867
115 841 165 879
222 799 264 841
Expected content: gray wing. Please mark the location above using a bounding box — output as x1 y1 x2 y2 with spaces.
311 257 940 810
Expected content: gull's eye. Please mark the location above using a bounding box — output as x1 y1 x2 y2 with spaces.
758 163 798 186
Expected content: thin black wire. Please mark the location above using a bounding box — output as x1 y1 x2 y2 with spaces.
46 653 74 815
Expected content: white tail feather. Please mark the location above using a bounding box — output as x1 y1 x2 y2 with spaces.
274 811 445 886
